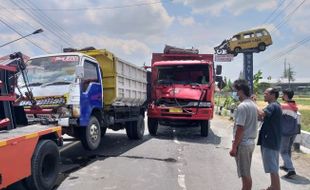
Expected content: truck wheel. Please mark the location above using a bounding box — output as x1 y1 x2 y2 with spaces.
127 115 145 140
200 120 209 137
81 116 101 150
24 140 60 190
258 43 266 51
126 123 134 139
148 118 158 136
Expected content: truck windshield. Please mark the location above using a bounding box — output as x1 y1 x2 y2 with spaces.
157 64 209 85
18 55 79 87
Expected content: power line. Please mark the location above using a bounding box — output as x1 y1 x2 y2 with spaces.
0 0 170 11
259 35 310 67
266 0 295 25
262 0 286 24
271 0 306 33
23 0 75 42
10 0 74 47
0 18 50 53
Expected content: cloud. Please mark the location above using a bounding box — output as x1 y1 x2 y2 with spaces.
73 33 151 65
175 0 276 16
43 0 174 38
177 16 195 26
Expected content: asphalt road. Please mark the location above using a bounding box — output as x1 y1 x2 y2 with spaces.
7 115 310 190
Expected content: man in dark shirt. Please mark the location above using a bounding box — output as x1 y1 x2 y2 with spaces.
258 88 282 190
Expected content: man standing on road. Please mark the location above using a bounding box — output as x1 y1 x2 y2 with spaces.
280 89 299 178
257 88 282 190
230 79 258 190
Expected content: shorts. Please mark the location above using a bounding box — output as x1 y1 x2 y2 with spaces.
235 144 255 177
261 146 279 173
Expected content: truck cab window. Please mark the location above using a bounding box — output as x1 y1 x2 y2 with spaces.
157 64 209 85
82 60 99 92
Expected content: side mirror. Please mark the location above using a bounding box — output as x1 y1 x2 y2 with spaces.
216 65 222 75
75 65 84 79
215 76 222 82
215 76 226 89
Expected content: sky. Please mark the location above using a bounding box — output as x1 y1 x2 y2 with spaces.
0 0 309 82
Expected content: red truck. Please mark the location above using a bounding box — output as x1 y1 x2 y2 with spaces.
147 46 222 137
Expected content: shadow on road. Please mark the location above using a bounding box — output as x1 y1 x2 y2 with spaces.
151 124 221 145
281 174 310 185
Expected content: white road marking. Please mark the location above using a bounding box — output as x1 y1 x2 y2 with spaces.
178 174 187 190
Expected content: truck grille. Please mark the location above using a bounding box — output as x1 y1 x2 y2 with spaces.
156 98 192 107
156 98 211 108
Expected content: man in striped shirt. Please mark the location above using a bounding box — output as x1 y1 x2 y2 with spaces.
280 89 300 178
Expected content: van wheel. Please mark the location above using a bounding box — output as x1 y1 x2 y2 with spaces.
234 47 241 53
148 118 158 136
23 140 59 190
258 43 266 51
216 49 223 54
200 120 209 137
80 116 101 150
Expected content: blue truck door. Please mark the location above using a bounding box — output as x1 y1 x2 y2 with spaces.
79 58 103 126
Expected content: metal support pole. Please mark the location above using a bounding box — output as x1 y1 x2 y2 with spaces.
243 52 254 95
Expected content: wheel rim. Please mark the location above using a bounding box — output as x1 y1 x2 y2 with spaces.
89 124 99 142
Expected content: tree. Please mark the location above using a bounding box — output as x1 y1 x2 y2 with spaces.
253 70 263 95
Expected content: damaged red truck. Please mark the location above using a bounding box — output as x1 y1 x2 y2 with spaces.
147 47 223 137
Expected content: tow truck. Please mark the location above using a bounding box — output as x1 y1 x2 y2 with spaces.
0 52 62 190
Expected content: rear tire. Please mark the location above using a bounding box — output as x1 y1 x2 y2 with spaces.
148 118 158 136
201 120 209 137
234 47 241 56
80 116 101 150
258 43 266 51
127 115 145 140
23 140 60 190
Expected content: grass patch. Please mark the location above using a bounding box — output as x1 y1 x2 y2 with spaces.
300 110 310 132
295 98 310 106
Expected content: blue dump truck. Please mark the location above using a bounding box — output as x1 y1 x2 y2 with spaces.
17 48 147 150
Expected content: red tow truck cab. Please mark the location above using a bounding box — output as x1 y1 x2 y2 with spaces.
147 50 222 137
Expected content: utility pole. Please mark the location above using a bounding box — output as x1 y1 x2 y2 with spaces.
288 63 291 88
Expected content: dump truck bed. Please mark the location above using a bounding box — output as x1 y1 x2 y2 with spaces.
81 49 147 107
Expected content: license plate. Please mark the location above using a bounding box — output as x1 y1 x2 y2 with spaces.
169 107 182 113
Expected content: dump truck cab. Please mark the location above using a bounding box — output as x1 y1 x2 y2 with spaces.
148 50 221 137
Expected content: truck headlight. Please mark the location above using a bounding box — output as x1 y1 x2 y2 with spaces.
72 105 80 117
187 101 212 108
197 102 212 108
57 106 71 118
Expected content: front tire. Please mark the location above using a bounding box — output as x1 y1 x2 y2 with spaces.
148 118 158 136
81 116 101 150
23 140 60 190
201 120 209 137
